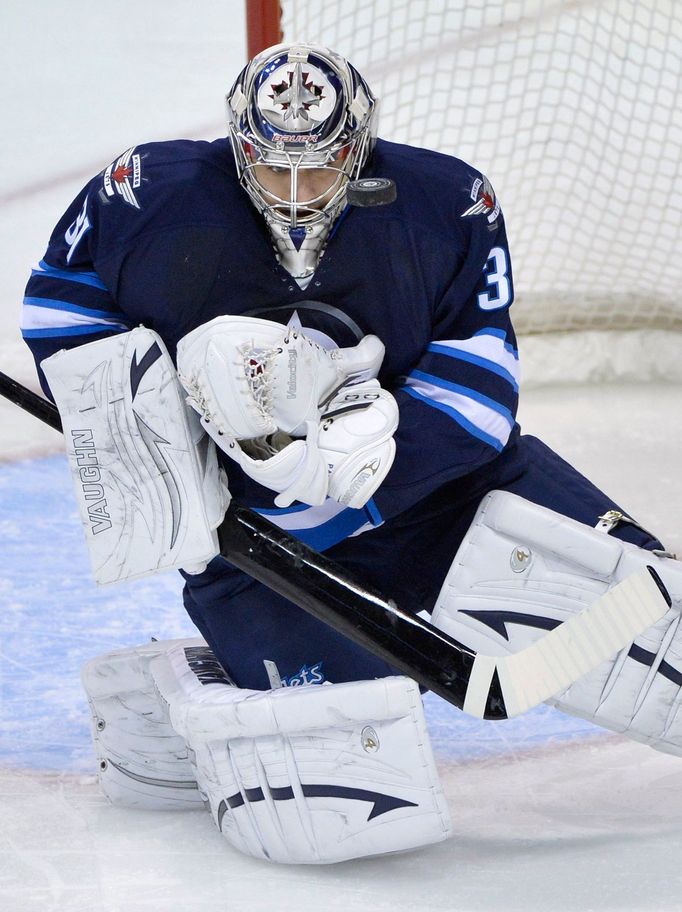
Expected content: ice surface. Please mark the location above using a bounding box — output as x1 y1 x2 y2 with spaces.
3 729 682 912
1 3 682 910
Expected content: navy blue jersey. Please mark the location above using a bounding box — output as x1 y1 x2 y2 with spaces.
22 137 519 551
22 137 666 690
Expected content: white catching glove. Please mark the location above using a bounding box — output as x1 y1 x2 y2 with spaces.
205 380 399 509
320 380 399 508
222 421 330 508
176 315 385 440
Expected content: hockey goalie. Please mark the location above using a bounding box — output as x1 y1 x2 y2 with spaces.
23 43 682 864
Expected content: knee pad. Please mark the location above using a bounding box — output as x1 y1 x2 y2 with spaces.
432 491 682 755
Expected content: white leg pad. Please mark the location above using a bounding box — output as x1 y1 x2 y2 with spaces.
81 638 212 809
150 645 452 864
432 491 682 754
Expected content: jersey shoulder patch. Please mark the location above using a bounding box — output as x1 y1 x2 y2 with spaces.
96 138 226 212
461 173 501 225
99 146 147 210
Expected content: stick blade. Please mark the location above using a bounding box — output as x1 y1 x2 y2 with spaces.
464 566 672 719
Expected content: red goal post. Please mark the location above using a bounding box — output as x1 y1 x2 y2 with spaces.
245 2 682 385
245 0 282 59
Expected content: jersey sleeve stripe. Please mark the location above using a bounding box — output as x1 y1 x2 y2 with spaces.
25 274 121 314
21 303 131 338
414 354 518 415
23 297 129 322
435 329 518 358
406 369 516 424
362 498 383 527
22 324 129 339
402 377 513 451
474 327 519 357
33 260 109 291
427 342 519 391
252 498 382 551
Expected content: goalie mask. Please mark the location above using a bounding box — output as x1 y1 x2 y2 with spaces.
226 44 378 285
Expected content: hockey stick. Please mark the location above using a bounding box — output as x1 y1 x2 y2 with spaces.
0 369 62 432
0 369 672 719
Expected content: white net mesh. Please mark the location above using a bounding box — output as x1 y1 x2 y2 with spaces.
279 0 682 355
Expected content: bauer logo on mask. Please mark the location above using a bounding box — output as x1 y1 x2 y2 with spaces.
257 60 338 134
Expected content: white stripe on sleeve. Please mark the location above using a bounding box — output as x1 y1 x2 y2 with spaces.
405 376 514 450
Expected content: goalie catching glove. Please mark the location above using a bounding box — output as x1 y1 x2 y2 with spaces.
176 314 386 439
207 379 399 509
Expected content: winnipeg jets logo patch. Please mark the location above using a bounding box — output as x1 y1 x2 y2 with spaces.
270 61 325 122
102 146 145 209
461 174 500 224
258 58 337 134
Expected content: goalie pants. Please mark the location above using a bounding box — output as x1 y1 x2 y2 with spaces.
182 434 663 690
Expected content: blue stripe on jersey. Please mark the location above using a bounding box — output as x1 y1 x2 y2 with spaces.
22 324 128 339
427 342 519 391
407 369 515 424
403 385 505 452
255 502 313 516
26 274 119 311
23 296 129 322
474 327 519 356
252 500 380 551
363 498 383 526
34 260 108 291
416 337 519 417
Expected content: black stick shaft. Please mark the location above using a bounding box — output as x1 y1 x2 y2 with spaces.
0 371 62 432
219 505 507 716
0 369 507 719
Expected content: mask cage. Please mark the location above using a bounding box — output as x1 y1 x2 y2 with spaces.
228 125 373 228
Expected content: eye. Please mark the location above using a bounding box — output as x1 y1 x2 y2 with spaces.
267 166 288 175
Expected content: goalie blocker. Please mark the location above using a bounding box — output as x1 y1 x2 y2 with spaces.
41 328 230 584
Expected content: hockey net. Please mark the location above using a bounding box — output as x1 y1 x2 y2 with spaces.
250 1 682 385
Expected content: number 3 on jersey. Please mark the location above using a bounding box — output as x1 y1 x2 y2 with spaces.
477 246 512 311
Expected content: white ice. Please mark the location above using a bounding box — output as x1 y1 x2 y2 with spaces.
1 4 682 911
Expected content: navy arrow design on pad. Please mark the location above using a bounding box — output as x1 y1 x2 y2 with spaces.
462 609 682 686
130 341 162 400
217 784 418 830
460 608 561 641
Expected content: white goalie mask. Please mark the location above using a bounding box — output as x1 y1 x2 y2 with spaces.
226 44 378 282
